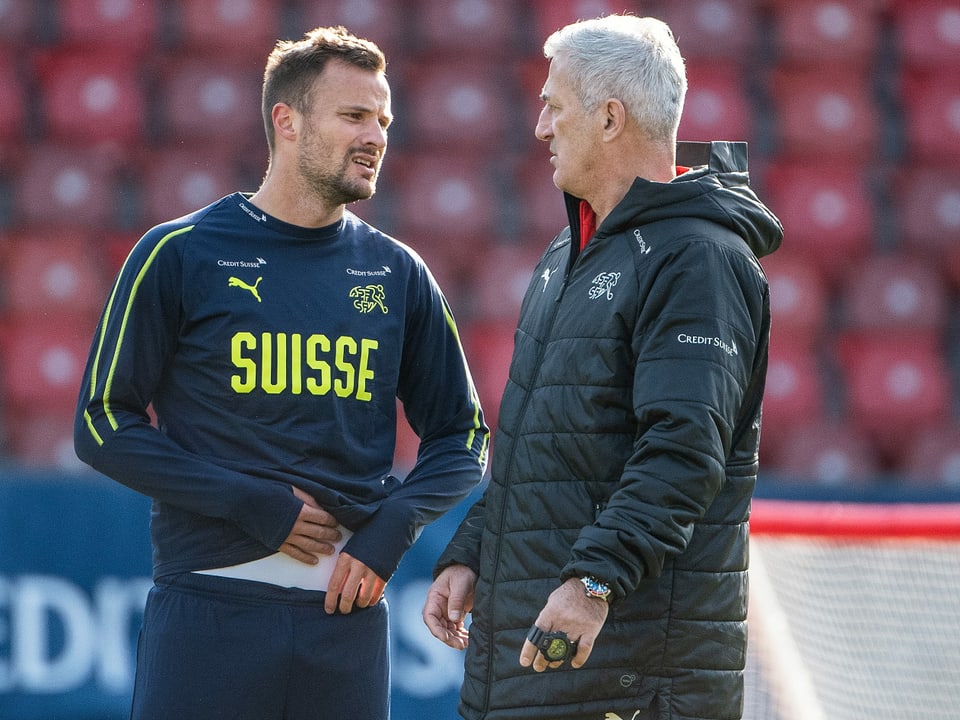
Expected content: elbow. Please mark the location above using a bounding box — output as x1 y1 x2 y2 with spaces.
73 410 101 468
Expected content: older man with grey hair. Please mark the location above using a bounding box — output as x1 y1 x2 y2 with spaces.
424 14 782 720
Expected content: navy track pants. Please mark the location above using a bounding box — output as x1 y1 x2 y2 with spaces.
130 572 390 720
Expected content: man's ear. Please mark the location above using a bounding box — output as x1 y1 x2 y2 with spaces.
273 102 298 142
602 98 626 141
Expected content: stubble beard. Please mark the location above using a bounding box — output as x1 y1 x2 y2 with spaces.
297 144 378 208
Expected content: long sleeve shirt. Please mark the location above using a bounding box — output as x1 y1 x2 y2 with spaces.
76 193 488 581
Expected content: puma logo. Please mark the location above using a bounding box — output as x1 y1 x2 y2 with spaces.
228 276 263 302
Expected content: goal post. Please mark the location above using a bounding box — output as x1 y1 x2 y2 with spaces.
744 499 960 720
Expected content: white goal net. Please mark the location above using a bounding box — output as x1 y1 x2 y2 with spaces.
744 499 960 720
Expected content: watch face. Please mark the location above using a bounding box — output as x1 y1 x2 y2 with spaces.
526 626 577 663
544 637 569 661
582 576 610 599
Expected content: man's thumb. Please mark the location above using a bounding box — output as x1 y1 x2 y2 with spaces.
448 591 465 621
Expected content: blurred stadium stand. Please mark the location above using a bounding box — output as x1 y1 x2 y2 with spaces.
0 0 958 491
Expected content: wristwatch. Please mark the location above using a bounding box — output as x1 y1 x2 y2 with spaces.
580 575 612 602
526 626 577 662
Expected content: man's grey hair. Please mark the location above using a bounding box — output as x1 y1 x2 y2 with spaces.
543 15 687 142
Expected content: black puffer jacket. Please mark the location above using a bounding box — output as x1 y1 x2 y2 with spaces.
437 143 783 720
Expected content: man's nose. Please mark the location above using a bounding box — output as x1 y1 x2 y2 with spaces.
534 107 552 141
365 120 388 148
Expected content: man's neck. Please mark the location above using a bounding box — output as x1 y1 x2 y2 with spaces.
590 148 676 227
249 176 344 229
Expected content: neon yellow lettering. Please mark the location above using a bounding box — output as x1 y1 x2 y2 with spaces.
335 336 357 398
262 332 286 394
306 334 331 395
231 332 257 393
231 332 376 399
357 339 378 401
290 333 302 394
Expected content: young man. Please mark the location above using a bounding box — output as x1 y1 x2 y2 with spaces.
424 15 782 720
75 26 488 720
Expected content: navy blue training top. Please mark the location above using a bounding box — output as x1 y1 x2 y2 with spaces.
75 192 488 581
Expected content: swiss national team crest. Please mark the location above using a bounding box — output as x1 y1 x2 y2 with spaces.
588 271 621 301
350 284 389 314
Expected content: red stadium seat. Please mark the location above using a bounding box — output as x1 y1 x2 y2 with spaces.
0 313 98 413
761 254 828 351
0 230 108 316
397 59 513 149
771 0 882 69
527 0 642 43
894 164 960 268
33 49 146 147
56 0 160 51
469 241 544 322
514 151 567 238
656 0 760 61
297 0 407 56
838 338 954 466
760 340 826 465
390 228 479 300
769 69 880 160
761 162 874 287
891 0 960 70
461 318 516 432
900 72 960 163
174 0 281 59
679 62 753 143
769 421 881 486
103 231 140 279
388 153 500 241
16 145 121 229
140 146 241 225
901 424 960 488
0 49 24 145
948 242 960 290
157 55 264 146
840 253 949 341
3 408 83 471
517 55 551 147
412 0 520 54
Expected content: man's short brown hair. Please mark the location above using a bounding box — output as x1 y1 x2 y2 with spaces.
261 26 386 151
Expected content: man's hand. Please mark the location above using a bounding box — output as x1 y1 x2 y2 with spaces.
279 486 342 564
519 577 609 672
324 551 387 615
422 564 477 650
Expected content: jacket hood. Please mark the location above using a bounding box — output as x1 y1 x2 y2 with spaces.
568 141 783 259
